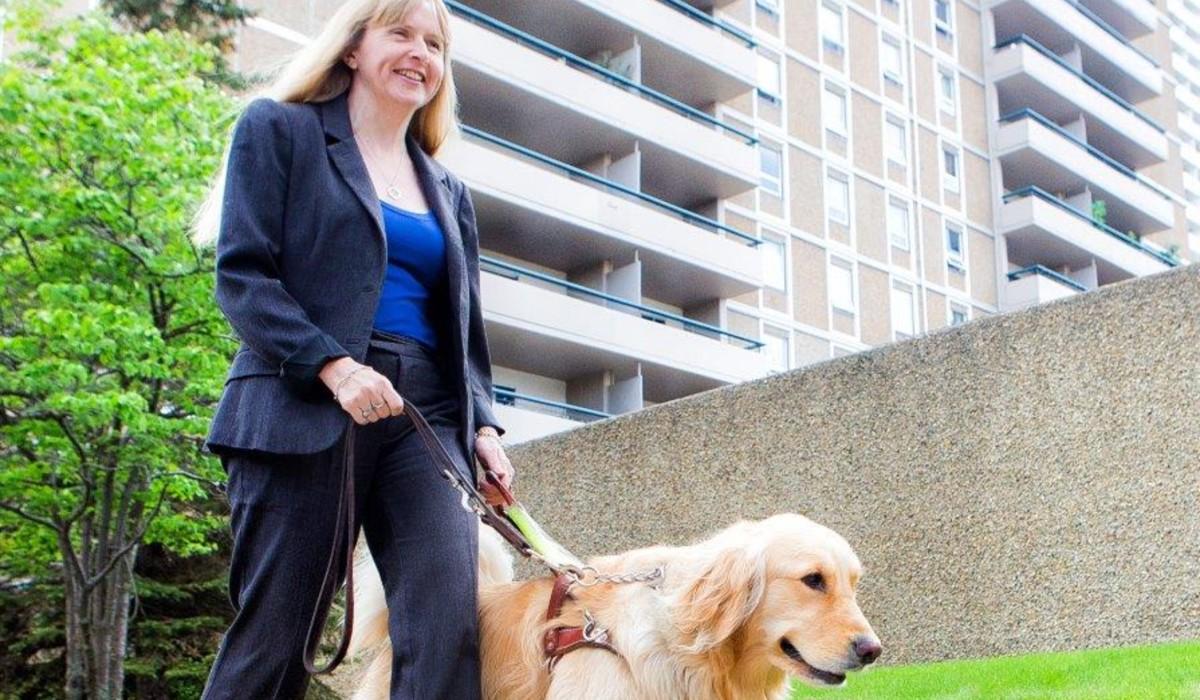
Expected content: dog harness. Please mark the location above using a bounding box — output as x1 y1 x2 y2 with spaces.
542 573 618 669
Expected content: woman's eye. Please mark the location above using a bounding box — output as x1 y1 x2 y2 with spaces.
802 573 825 592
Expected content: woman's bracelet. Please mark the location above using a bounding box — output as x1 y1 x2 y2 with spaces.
476 426 501 441
333 366 367 402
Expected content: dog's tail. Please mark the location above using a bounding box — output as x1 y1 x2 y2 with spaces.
478 520 517 586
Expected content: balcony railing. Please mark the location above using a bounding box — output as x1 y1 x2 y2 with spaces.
998 108 1174 201
461 125 762 246
993 34 1165 133
655 0 756 47
493 387 611 422
1001 185 1180 267
1006 264 1090 292
1063 0 1159 67
446 0 756 145
481 255 766 349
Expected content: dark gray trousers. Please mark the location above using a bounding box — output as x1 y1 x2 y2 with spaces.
202 332 481 699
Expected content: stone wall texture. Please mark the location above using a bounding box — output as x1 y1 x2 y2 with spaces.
506 265 1200 665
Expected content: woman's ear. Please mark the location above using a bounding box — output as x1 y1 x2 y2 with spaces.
672 544 766 655
344 52 358 70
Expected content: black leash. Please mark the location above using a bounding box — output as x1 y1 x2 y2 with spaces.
301 403 529 675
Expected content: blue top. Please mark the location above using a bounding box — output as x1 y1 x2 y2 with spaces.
372 200 448 350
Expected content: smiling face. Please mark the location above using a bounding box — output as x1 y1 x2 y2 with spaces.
754 514 882 687
344 1 447 117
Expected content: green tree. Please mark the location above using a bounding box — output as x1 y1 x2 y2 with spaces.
0 8 237 698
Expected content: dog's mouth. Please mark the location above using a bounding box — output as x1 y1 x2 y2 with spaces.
779 638 846 686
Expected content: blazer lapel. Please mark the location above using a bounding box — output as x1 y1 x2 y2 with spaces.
322 93 385 254
319 90 469 355
407 129 469 358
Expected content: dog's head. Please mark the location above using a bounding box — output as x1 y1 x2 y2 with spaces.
672 514 880 688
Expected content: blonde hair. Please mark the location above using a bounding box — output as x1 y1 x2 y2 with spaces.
190 0 458 247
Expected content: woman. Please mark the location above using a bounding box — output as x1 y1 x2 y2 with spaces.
191 1 513 697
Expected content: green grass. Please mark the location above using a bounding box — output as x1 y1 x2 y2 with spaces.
791 639 1200 700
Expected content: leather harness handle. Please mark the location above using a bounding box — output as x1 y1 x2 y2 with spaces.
302 402 528 675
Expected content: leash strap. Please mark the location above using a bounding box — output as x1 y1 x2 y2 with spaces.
302 416 357 674
301 402 541 674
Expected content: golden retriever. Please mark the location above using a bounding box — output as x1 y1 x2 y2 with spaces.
349 513 880 699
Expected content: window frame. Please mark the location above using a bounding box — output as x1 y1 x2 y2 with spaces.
945 220 966 271
887 196 911 251
941 143 961 194
829 258 857 314
759 140 783 197
820 1 846 53
880 33 905 87
825 168 851 226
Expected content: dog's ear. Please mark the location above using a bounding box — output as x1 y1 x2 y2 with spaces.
672 543 766 654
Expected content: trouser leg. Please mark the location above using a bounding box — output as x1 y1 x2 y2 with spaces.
363 422 481 700
363 338 482 700
200 434 378 700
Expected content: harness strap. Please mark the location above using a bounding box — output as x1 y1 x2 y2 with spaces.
542 573 618 669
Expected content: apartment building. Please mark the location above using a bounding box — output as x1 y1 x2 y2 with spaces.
1165 0 1200 261
985 0 1189 312
18 0 1189 443
28 0 1004 443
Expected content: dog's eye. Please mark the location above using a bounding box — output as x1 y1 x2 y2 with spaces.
802 573 825 592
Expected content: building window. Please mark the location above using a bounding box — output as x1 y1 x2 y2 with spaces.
825 169 850 225
763 234 787 290
950 303 969 326
823 82 848 137
756 50 781 102
821 2 845 53
891 283 915 339
762 326 791 373
829 259 856 313
942 144 960 193
887 197 910 250
934 0 953 38
759 141 782 196
938 64 957 114
881 35 904 86
885 115 907 166
945 221 965 270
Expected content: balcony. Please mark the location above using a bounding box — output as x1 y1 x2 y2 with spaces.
450 0 757 109
989 0 1162 103
990 36 1167 168
995 109 1174 233
1005 264 1087 310
480 259 770 402
493 388 610 444
439 132 764 307
1000 186 1178 284
447 7 759 208
1077 0 1157 39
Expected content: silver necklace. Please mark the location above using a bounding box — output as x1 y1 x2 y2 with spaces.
354 129 407 202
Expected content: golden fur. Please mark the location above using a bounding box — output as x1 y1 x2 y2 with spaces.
349 514 880 699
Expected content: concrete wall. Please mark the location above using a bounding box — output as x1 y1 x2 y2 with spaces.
508 265 1200 665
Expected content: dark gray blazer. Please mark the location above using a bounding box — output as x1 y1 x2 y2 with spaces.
203 88 503 461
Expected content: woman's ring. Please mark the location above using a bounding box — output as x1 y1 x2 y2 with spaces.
370 400 385 409
359 407 371 418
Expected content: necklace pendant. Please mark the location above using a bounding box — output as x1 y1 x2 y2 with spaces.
386 185 404 201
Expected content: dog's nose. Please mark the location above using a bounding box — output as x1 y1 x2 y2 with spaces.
851 636 881 665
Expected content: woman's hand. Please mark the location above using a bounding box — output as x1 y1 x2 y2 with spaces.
320 357 405 425
475 429 514 507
